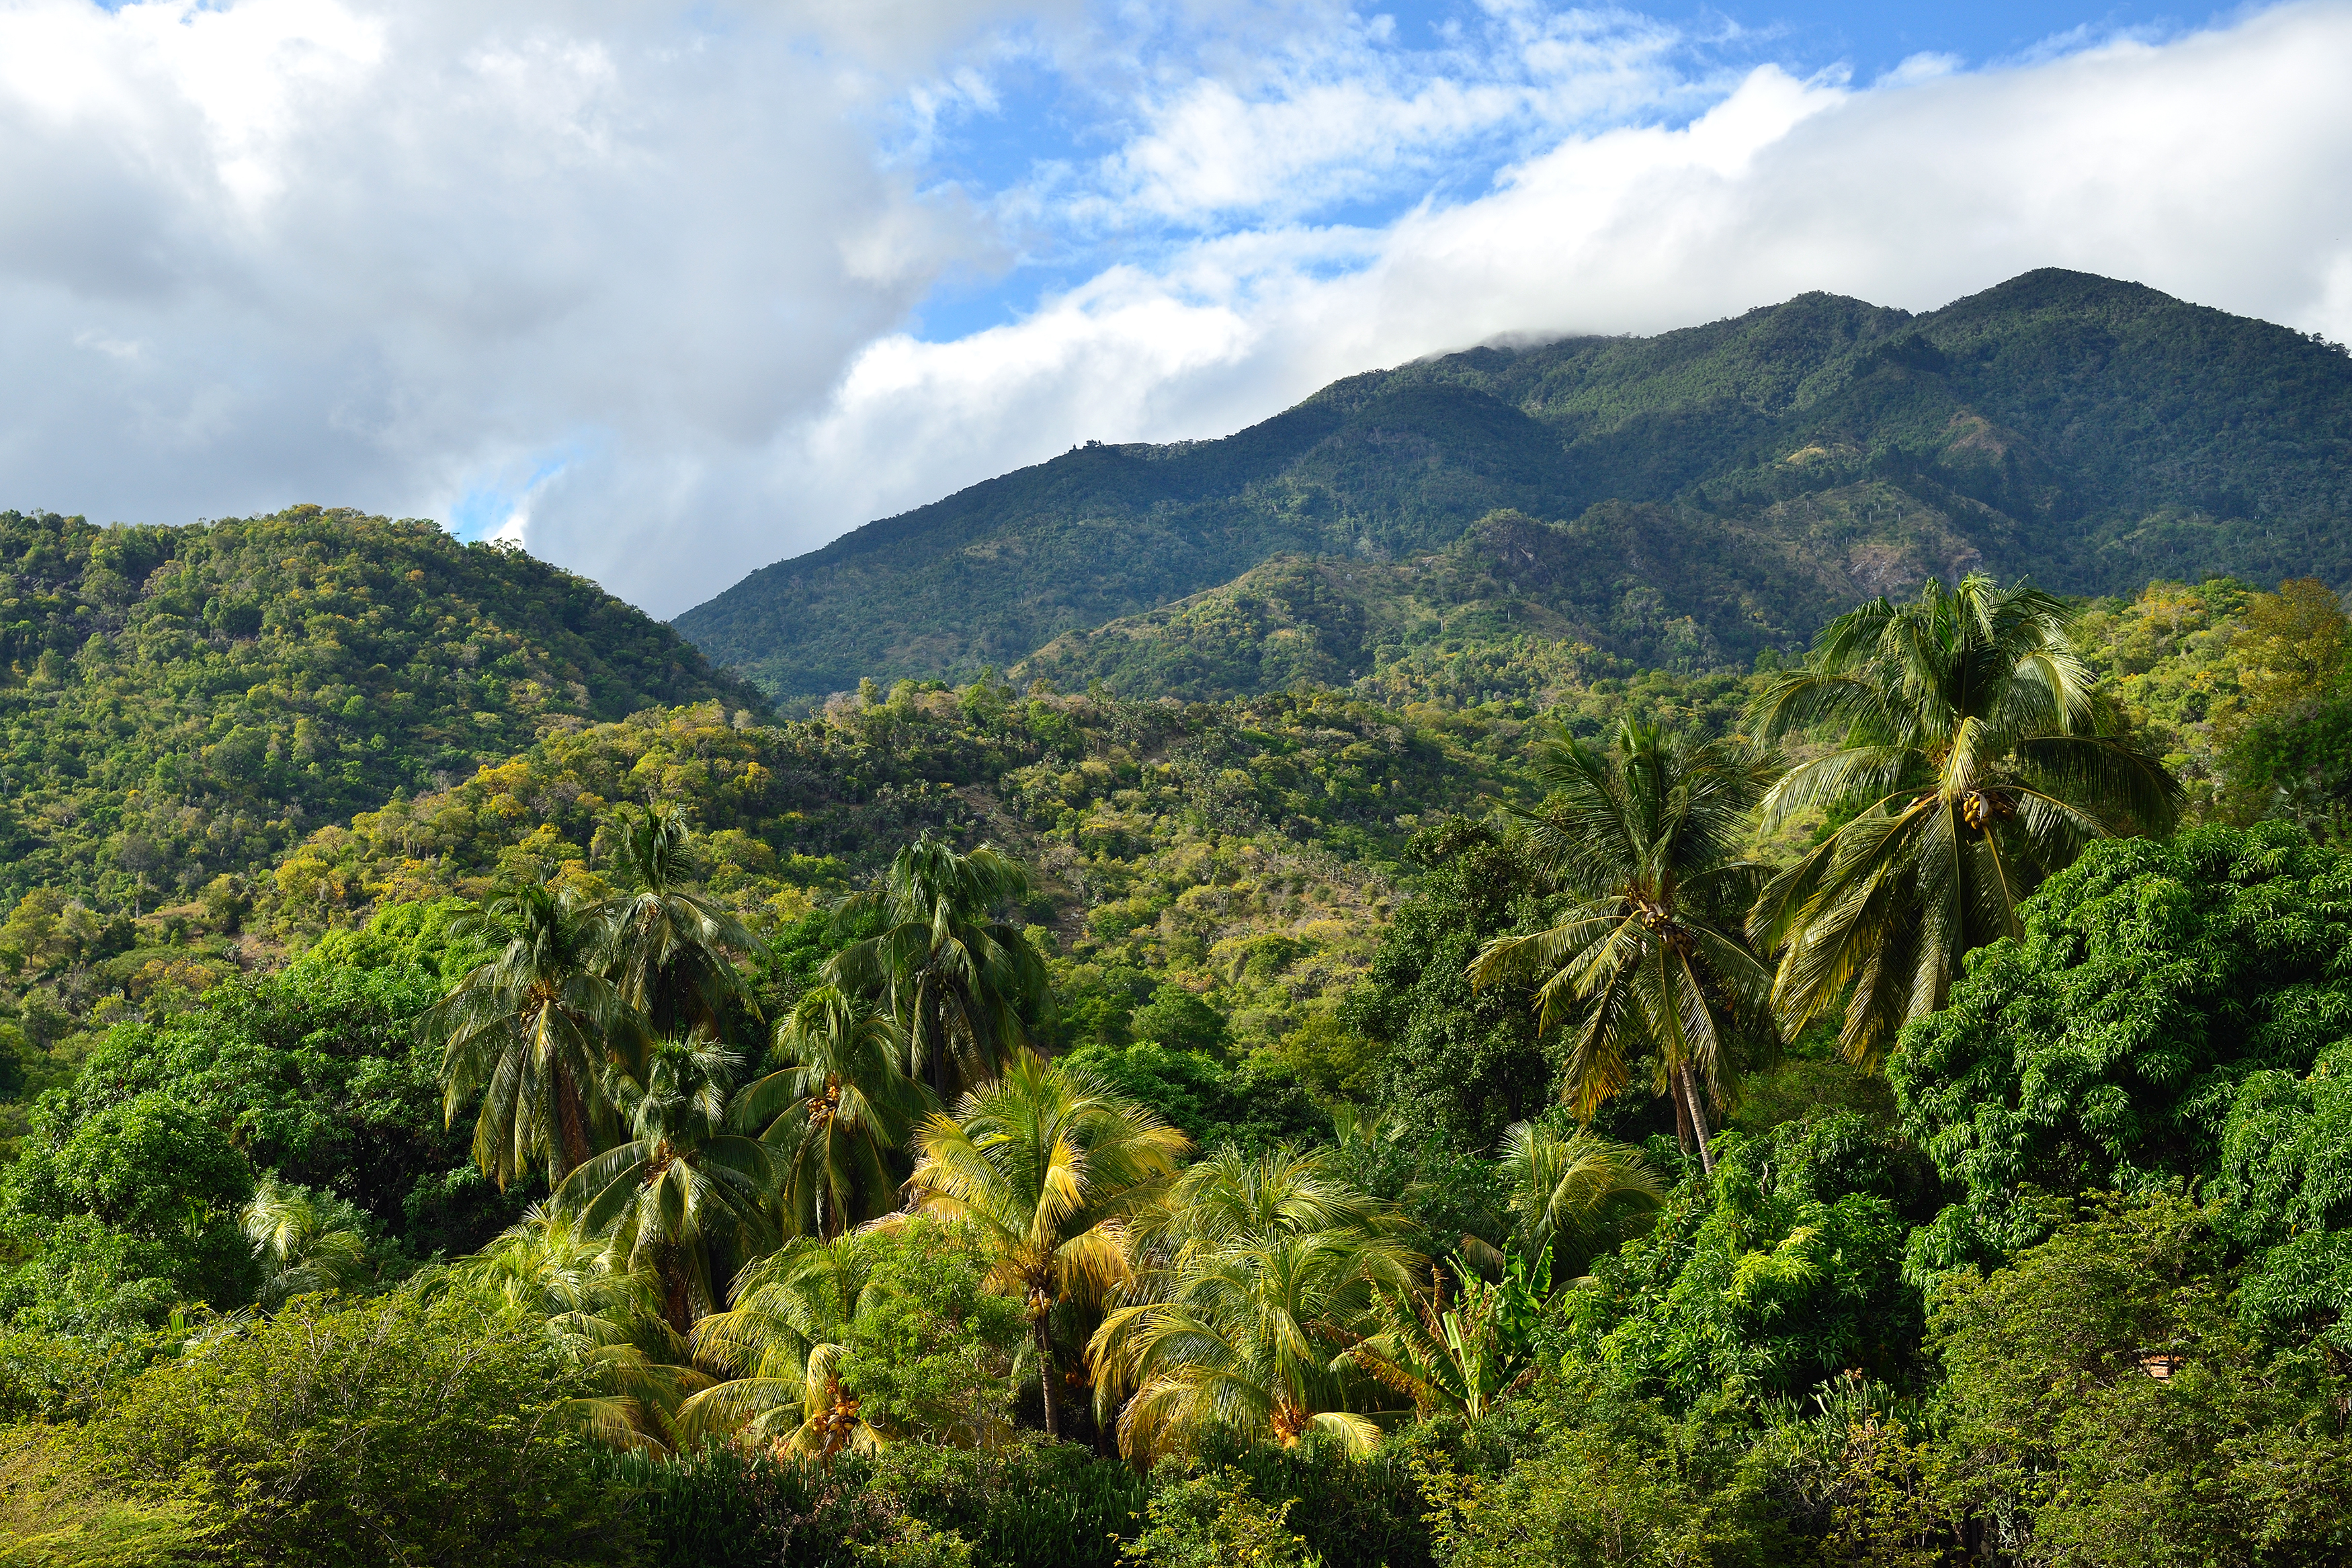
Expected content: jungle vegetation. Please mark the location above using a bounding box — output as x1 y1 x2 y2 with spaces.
2 525 2351 1563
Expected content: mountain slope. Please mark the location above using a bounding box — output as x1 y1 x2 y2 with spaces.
677 269 2352 699
0 505 766 912
1011 492 1997 702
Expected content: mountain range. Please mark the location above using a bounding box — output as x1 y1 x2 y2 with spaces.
673 268 2352 701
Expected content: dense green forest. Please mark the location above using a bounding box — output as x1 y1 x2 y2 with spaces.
0 505 763 911
677 269 2352 700
4 486 2352 1565
4 531 2352 1568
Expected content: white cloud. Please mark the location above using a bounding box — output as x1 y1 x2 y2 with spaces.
704 2 2352 621
0 0 999 562
0 1 2347 623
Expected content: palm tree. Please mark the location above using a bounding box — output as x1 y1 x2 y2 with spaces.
903 1049 1189 1439
553 1037 775 1333
677 1235 884 1458
241 1177 371 1308
455 1201 711 1452
1090 1145 1419 1461
1494 1122 1664 1280
732 986 928 1240
1091 1226 1417 1461
1470 719 1776 1174
597 805 761 1040
425 877 637 1186
1355 1252 1547 1422
1136 1143 1392 1258
829 834 1051 1101
1747 574 2183 1067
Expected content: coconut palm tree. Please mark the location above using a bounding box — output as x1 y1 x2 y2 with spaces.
241 1177 371 1308
903 1049 1189 1439
597 805 761 1040
554 1037 775 1333
425 877 637 1186
1747 574 2183 1067
677 1234 889 1459
456 1201 709 1452
1090 1145 1418 1461
1470 719 1777 1173
732 986 928 1240
1136 1143 1392 1258
829 834 1051 1101
1091 1225 1418 1461
1495 1121 1664 1281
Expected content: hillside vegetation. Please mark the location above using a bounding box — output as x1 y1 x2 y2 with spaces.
679 269 2352 699
3 566 2351 1566
0 505 764 914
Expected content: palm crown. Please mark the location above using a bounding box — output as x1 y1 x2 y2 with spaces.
904 1049 1189 1439
554 1037 775 1332
1747 574 2182 1066
425 878 636 1186
1089 1145 1417 1462
829 834 1051 1101
1470 718 1776 1171
732 985 927 1240
678 1234 888 1458
597 805 761 1039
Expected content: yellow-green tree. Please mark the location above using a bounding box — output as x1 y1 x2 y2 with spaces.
904 1049 1187 1439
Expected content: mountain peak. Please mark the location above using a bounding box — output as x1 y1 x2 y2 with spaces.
675 271 2352 701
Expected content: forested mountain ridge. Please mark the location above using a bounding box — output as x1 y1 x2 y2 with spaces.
0 505 765 915
677 267 2352 699
1009 498 1978 701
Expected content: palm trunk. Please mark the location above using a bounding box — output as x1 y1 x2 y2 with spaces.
1679 1063 1715 1177
555 1063 592 1176
1034 1317 1060 1440
659 1246 695 1335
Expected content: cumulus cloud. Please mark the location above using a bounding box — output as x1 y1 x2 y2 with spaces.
1 0 2348 619
741 3 2352 618
0 0 999 569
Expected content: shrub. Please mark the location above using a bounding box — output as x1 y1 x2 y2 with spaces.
77 1287 630 1567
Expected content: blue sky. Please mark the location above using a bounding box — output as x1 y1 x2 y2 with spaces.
1 0 2343 614
903 1 2188 343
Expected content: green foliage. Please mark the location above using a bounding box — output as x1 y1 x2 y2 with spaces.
0 1424 206 1568
0 1094 255 1330
2215 1047 2352 1354
0 506 762 915
1928 1194 2352 1566
679 269 2352 701
1567 1115 1930 1407
1119 1468 1320 1567
1892 824 2352 1284
1418 1385 1783 1568
605 1439 1149 1568
0 1327 182 1427
18 952 501 1259
1059 1043 1323 1153
76 1287 632 1567
1348 819 1554 1147
833 1217 1030 1445
1126 984 1228 1054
